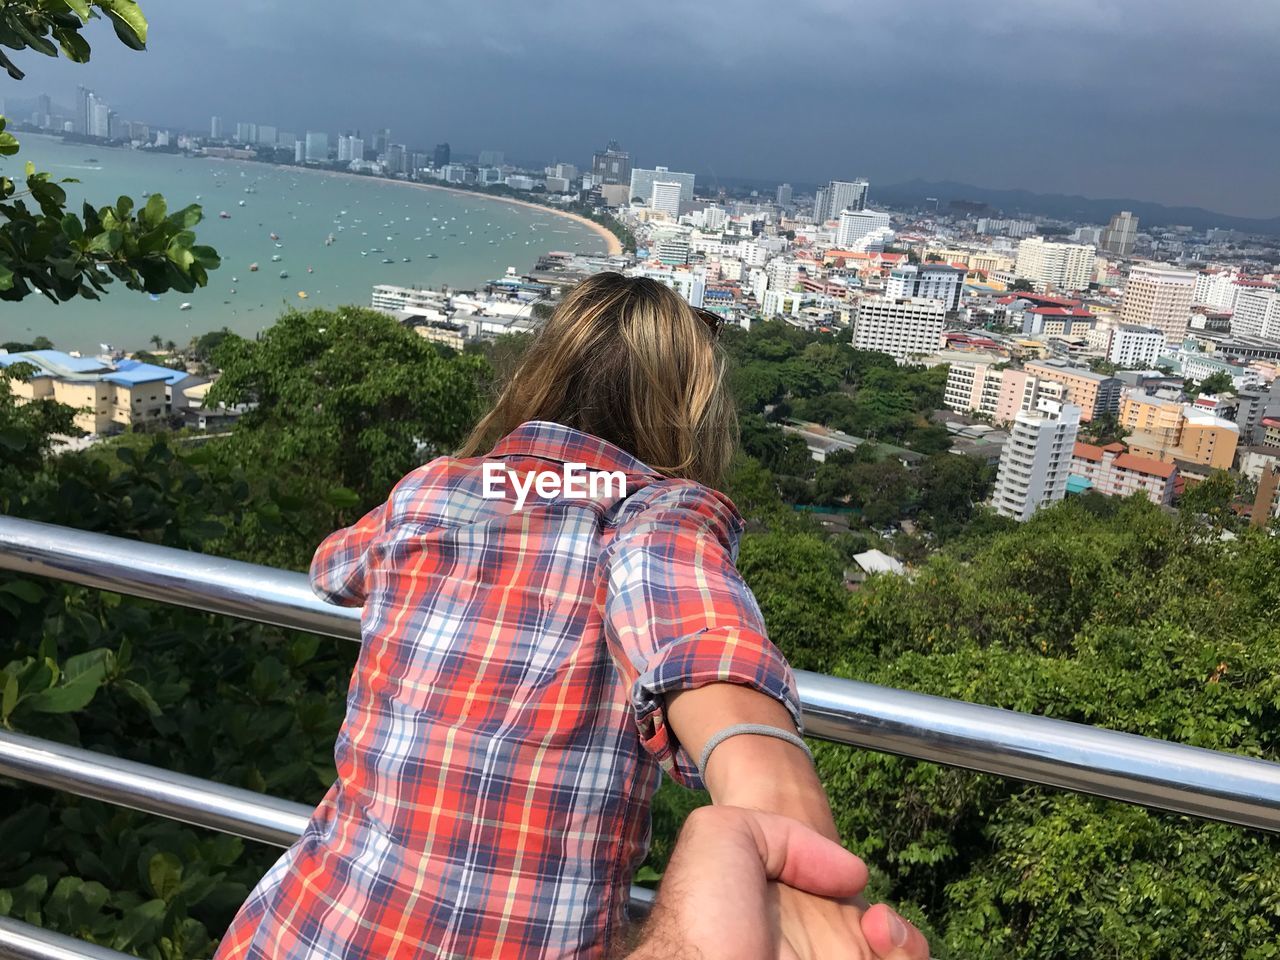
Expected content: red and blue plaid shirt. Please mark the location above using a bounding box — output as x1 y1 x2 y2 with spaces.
214 420 802 959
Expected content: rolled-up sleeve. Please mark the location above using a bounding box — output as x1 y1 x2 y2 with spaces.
309 500 390 607
600 480 802 789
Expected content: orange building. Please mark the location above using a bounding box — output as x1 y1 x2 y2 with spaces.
1023 360 1122 423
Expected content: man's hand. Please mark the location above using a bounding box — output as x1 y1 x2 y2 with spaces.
624 806 929 960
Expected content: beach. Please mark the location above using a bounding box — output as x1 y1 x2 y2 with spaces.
2 137 614 353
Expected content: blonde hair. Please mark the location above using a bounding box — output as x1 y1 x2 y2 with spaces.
456 273 736 488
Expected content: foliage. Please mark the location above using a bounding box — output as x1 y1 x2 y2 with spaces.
0 3 220 302
206 306 487 516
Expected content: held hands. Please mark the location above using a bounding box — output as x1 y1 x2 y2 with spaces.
625 806 928 960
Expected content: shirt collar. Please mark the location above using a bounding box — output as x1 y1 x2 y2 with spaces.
486 420 662 478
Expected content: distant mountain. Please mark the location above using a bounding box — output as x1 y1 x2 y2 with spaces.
872 179 1280 237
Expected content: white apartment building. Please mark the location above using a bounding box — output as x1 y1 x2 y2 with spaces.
629 265 706 308
629 166 695 203
884 263 965 312
1108 325 1166 368
765 258 800 291
1231 287 1280 341
650 181 683 217
1120 263 1196 346
1014 237 1096 292
762 288 804 318
991 400 1082 522
1194 270 1242 312
837 209 892 249
852 297 946 363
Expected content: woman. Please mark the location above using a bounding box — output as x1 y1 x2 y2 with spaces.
215 273 874 959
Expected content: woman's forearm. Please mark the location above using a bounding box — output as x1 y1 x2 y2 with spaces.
665 683 838 841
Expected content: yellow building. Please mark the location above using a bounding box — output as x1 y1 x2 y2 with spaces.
1122 393 1239 471
1119 393 1183 446
1 350 183 436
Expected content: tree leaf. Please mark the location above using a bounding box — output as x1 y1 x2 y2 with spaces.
147 852 183 902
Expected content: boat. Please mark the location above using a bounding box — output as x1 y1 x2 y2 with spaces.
426 253 438 259
249 263 259 272
179 302 192 311
402 257 411 263
307 266 313 273
297 291 309 299
231 276 239 282
381 258 394 264
360 251 368 257
279 270 289 278
270 233 279 241
86 157 98 162
271 255 282 262
219 211 231 219
325 234 335 246
238 200 246 206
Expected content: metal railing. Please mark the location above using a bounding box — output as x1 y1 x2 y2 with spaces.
1 514 1279 958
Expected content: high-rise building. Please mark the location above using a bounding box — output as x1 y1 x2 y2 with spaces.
235 122 257 144
337 135 365 163
852 297 946 363
650 181 683 217
1119 263 1197 346
386 143 408 174
1231 287 1280 341
591 140 632 185
885 263 966 312
210 116 223 140
1014 237 1097 292
88 97 110 138
76 86 91 135
815 179 869 222
1101 211 1139 257
304 131 329 162
776 183 792 207
478 149 505 167
836 209 892 249
294 141 305 163
630 166 695 204
257 125 277 146
991 400 1082 521
433 142 451 168
373 128 391 155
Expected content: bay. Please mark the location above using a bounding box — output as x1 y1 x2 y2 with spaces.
1 135 606 353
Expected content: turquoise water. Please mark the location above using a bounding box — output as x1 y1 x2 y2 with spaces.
1 135 605 354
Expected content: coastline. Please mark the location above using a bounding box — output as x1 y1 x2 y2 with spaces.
256 161 624 257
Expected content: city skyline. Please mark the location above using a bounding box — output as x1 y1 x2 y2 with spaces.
5 0 1278 219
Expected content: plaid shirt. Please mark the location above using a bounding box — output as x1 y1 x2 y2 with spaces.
214 420 801 959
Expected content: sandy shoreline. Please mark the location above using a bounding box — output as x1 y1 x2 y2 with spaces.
274 162 624 257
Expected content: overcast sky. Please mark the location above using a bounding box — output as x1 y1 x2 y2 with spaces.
8 0 1279 217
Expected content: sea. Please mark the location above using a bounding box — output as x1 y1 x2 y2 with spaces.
0 135 607 354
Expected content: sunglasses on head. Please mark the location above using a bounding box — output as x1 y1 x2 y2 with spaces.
694 308 725 338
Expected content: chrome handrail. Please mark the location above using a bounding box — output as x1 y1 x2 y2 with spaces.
0 916 133 960
0 730 657 914
2 514 1280 833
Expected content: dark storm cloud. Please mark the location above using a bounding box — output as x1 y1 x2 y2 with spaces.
10 0 1280 216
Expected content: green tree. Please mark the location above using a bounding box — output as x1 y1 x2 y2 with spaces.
207 306 488 509
1009 278 1034 293
0 2 220 301
1192 370 1235 397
